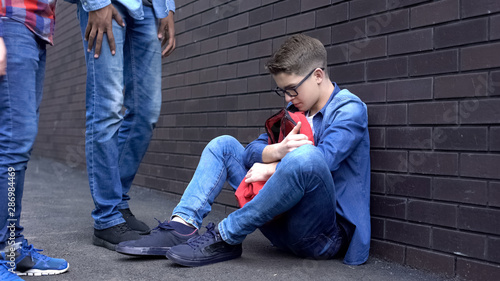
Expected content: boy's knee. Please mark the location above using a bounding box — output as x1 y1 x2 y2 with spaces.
280 145 326 173
207 135 239 149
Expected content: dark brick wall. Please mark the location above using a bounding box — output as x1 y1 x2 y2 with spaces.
35 0 500 279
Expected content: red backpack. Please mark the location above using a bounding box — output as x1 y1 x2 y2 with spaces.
235 109 315 207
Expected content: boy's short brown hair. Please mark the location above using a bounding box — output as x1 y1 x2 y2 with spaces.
266 34 327 77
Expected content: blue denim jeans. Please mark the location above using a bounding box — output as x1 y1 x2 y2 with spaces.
76 2 162 229
0 18 47 249
173 136 347 259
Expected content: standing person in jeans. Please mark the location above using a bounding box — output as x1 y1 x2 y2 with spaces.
117 34 371 267
0 1 69 280
64 0 176 250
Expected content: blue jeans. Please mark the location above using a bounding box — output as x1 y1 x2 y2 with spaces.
173 136 347 259
0 18 47 249
76 2 162 229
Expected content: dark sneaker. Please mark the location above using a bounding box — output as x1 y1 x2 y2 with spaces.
0 260 24 280
93 222 141 251
116 220 199 256
165 222 242 267
119 208 151 235
1 240 69 277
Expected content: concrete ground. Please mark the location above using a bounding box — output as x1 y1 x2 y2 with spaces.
18 156 453 281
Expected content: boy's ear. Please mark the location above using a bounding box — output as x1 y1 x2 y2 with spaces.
314 68 325 84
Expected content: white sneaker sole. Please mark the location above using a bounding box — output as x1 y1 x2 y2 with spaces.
16 263 69 276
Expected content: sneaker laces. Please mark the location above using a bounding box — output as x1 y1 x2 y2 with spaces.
187 222 217 249
20 241 49 263
151 218 175 232
115 223 134 235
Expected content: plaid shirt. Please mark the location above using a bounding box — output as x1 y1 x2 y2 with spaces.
0 0 57 44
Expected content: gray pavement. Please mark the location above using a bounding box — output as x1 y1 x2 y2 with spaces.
19 156 452 281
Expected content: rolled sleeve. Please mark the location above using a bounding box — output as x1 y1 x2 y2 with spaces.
317 100 368 172
80 0 112 12
243 133 268 169
152 0 175 18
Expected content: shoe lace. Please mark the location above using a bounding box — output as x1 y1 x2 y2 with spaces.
151 218 175 232
119 208 133 218
20 241 49 263
187 222 217 249
116 223 134 234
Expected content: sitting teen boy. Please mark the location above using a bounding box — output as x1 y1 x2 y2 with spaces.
116 34 371 267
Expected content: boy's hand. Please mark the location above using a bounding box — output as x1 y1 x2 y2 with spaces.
273 122 313 160
0 37 6 76
158 11 176 58
244 162 278 183
85 4 124 59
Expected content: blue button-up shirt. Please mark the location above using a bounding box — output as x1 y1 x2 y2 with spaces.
66 0 175 19
243 83 371 265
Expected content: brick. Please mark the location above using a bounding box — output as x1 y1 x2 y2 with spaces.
238 0 260 13
457 258 500 281
347 82 386 103
316 2 349 27
371 172 385 193
369 128 385 148
218 64 237 80
366 9 409 36
435 18 488 49
367 57 408 81
218 96 238 111
326 44 349 65
405 247 455 278
461 154 500 180
386 174 432 199
304 27 332 46
385 220 431 247
261 19 286 40
433 127 488 151
209 20 228 37
331 19 366 44
248 40 273 59
461 43 500 71
386 127 432 149
370 195 406 219
238 94 260 110
227 45 248 63
388 28 433 55
458 206 500 235
226 78 248 95
434 178 487 205
301 0 331 12
370 239 405 264
249 6 273 26
237 60 260 77
492 71 500 96
491 14 500 40
228 13 249 32
237 26 260 45
408 101 458 125
247 75 274 93
371 217 385 239
487 237 500 263
408 152 458 176
411 0 459 28
273 0 301 19
460 99 500 124
434 73 488 99
387 78 432 102
408 200 457 227
329 63 365 84
461 0 500 18
348 37 387 62
491 182 500 207
387 0 429 9
491 127 500 151
287 12 315 33
368 104 407 125
370 150 407 172
227 111 248 126
409 50 458 77
350 0 386 19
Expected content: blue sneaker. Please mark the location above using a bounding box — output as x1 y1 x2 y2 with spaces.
4 240 69 276
0 260 24 281
165 222 242 267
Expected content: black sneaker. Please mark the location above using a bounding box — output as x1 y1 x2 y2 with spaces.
116 220 199 256
165 222 242 267
93 223 141 251
119 208 151 235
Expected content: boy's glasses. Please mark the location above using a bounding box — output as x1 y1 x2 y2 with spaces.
273 68 324 98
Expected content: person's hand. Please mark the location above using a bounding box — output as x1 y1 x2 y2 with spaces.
273 122 313 159
158 11 175 58
244 162 278 183
85 4 124 59
0 37 6 76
